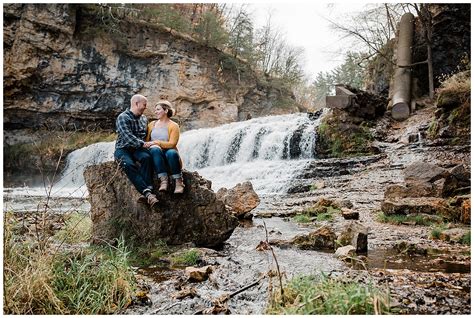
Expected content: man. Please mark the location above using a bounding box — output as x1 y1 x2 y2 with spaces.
114 94 159 208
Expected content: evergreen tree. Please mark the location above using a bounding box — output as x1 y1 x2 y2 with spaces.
194 11 229 48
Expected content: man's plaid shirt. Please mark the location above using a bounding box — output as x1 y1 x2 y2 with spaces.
115 109 148 149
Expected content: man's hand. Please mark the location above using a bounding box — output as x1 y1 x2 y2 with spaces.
143 141 154 148
143 141 161 149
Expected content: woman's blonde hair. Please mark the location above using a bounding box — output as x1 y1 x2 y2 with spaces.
155 100 175 118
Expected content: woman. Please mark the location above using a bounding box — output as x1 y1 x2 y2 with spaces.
144 100 184 194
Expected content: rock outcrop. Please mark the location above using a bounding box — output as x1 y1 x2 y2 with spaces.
84 161 238 247
3 4 299 132
381 161 470 224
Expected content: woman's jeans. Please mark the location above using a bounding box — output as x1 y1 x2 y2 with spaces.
114 147 154 195
149 147 182 179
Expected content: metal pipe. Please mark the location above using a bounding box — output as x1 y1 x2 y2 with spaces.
392 12 415 121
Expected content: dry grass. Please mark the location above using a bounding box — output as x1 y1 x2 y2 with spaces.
3 212 135 314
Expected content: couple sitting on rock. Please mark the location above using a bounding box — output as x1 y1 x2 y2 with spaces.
114 94 184 208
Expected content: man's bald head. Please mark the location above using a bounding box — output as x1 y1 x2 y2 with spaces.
130 94 148 116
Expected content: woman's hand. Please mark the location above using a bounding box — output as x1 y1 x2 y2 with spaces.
143 141 154 148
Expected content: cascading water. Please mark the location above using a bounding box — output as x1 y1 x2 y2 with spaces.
4 111 327 203
178 111 326 194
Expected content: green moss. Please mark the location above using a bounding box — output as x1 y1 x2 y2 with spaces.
317 119 374 158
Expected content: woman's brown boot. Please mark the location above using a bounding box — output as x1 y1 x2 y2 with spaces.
174 178 185 194
159 176 168 192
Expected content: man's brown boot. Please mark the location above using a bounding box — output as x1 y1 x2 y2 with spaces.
159 176 168 192
174 178 185 194
147 193 159 208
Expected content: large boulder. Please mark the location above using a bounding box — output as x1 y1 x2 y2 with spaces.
216 181 260 218
403 162 448 184
382 162 470 223
84 161 238 247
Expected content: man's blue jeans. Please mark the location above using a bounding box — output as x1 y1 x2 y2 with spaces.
149 147 182 179
114 147 154 194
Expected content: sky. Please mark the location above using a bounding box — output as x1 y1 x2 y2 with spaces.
247 1 371 80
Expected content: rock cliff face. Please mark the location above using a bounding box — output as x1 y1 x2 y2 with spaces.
4 4 299 132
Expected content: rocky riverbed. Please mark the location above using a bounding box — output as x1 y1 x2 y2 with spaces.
123 105 471 315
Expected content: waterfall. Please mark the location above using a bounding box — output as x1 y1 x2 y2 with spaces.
14 111 326 197
178 112 326 194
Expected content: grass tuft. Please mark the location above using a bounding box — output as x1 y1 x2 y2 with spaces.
171 248 200 267
54 212 92 244
267 273 391 314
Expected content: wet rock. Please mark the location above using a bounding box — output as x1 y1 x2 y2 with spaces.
337 199 353 209
334 245 356 260
341 208 359 220
185 265 214 282
216 181 260 218
84 161 238 247
384 182 435 199
441 165 471 197
172 286 197 300
381 197 451 217
337 221 368 253
403 161 448 184
290 225 336 250
287 184 311 194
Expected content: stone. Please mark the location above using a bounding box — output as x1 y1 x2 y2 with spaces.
338 199 353 209
84 161 238 247
335 245 356 260
384 182 435 199
337 221 368 253
341 208 359 220
216 181 260 218
290 225 336 250
403 162 447 184
326 95 353 109
185 265 214 282
460 198 470 224
381 197 451 217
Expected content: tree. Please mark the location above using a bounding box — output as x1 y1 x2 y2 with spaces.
193 11 229 48
310 51 368 108
223 4 254 62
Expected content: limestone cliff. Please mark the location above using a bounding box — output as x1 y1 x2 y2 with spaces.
3 4 299 132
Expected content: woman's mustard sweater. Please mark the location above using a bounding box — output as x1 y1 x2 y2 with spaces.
145 120 180 149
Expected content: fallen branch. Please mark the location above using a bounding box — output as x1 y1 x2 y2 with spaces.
193 276 264 315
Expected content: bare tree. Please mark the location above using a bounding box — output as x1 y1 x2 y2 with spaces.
411 3 434 98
